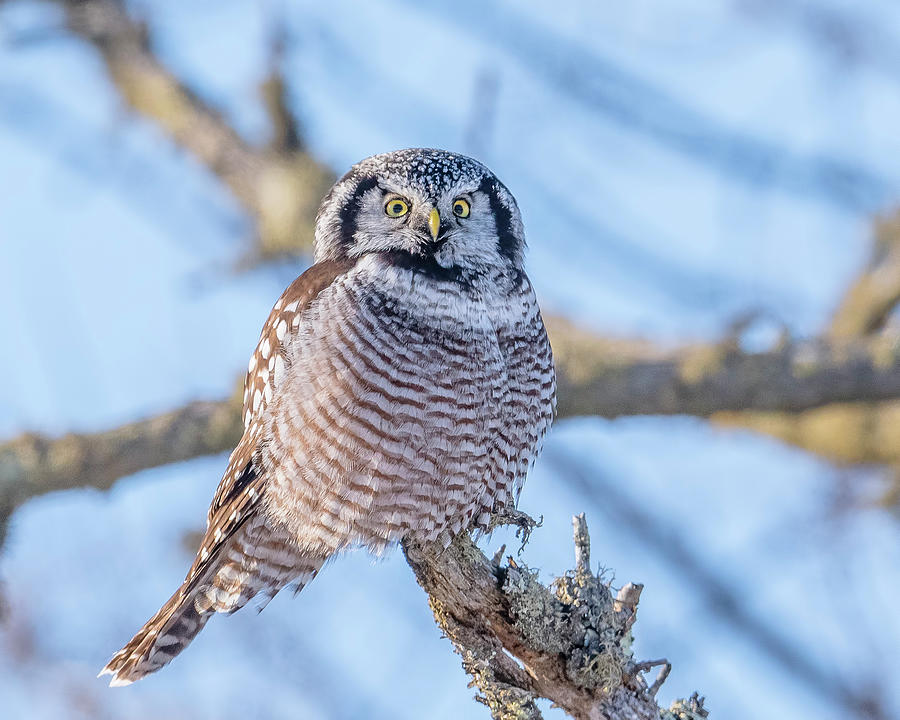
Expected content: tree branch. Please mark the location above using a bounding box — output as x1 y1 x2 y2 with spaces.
829 209 900 341
0 395 241 534
57 0 333 258
402 513 707 720
260 22 302 154
712 400 900 466
549 317 900 418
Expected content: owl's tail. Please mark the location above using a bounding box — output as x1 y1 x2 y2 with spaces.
100 553 325 686
99 584 212 686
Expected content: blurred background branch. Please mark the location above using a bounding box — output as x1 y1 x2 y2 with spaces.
0 393 243 547
409 0 889 213
56 0 333 260
828 210 900 341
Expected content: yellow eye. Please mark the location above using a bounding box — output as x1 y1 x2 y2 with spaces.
452 198 471 218
384 198 409 217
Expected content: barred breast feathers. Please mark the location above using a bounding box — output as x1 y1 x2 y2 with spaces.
255 252 553 552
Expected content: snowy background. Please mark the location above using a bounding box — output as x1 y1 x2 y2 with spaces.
1 0 899 718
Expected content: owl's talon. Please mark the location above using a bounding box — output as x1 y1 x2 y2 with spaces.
489 508 541 552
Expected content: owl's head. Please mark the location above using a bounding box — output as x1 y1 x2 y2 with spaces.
314 149 526 279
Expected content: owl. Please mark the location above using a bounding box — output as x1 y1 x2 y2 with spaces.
100 148 556 685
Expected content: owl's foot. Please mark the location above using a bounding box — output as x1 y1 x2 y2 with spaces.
488 507 542 552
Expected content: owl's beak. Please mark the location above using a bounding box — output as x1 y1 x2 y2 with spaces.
427 208 441 242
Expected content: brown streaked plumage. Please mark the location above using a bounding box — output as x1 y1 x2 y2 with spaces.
101 149 555 685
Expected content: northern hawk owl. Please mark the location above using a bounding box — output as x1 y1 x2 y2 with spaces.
101 148 556 685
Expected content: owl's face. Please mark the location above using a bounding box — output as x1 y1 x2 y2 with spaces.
314 149 525 280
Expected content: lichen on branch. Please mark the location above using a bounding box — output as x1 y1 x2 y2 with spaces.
403 513 706 720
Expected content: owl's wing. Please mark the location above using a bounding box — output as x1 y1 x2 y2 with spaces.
101 259 357 685
197 258 356 573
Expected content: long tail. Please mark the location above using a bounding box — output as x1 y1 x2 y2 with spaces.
100 541 325 686
99 584 211 686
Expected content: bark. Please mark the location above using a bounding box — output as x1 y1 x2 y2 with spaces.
402 513 707 720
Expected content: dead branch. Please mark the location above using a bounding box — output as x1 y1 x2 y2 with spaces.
56 0 333 258
402 513 707 720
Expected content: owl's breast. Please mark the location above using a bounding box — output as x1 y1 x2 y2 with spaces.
262 265 514 550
